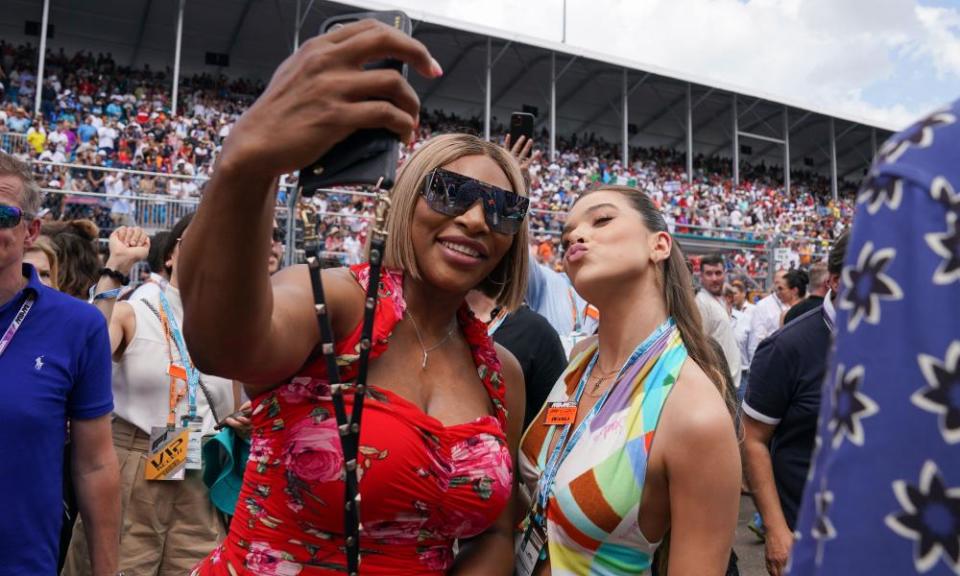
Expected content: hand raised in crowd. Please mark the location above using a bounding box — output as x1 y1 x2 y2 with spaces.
764 526 794 576
503 133 535 171
218 19 443 179
105 226 150 276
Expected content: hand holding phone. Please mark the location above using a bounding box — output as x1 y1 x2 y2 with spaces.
298 11 416 196
212 17 441 185
509 112 535 144
215 404 253 432
505 112 536 171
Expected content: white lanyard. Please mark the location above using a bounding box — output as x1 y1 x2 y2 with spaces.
0 293 35 359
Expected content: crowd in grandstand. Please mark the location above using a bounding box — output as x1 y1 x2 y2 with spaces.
1 41 851 278
2 14 958 576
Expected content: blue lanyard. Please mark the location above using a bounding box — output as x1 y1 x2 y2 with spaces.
487 310 509 336
535 318 675 521
158 292 200 421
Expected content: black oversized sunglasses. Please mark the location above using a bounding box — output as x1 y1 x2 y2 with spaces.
0 204 31 229
421 168 529 235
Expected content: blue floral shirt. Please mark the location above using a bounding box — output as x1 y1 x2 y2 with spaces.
790 100 960 574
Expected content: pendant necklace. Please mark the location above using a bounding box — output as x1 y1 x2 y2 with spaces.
587 367 620 396
407 311 458 369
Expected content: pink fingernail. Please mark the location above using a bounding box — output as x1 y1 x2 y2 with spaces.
430 57 443 77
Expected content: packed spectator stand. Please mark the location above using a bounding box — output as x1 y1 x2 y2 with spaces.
1 41 853 288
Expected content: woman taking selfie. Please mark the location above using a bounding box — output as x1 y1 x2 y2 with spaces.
179 20 529 576
517 186 740 576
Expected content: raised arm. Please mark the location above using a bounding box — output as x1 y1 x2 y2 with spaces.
178 19 441 385
91 226 148 330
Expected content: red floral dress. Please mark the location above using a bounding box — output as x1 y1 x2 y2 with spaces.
193 265 512 575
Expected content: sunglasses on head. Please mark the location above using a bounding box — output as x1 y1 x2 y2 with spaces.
0 205 31 229
421 168 529 235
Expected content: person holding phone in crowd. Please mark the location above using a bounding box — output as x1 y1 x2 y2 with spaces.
180 20 528 576
517 186 740 575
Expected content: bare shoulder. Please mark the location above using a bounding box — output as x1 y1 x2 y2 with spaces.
659 359 737 452
113 300 137 336
270 264 363 337
270 263 353 294
110 302 137 346
270 263 357 293
114 300 135 322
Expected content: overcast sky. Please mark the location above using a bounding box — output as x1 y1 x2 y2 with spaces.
379 0 960 130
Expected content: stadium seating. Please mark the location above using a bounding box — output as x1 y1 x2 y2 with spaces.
1 42 850 277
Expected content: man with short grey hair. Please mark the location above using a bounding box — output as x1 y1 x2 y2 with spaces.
0 152 120 575
784 261 830 325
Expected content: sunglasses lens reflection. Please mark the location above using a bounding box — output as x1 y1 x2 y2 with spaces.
0 205 23 229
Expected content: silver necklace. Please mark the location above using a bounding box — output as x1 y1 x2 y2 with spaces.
406 311 458 369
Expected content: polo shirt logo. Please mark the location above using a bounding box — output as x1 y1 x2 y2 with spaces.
34 356 43 371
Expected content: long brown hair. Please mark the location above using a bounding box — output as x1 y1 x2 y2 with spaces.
575 185 733 408
41 219 101 299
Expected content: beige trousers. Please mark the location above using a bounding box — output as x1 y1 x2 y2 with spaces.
62 418 224 576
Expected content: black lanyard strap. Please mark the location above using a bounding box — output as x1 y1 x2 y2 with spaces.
307 192 391 576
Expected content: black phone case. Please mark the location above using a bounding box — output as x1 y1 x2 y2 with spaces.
298 11 411 196
510 112 535 144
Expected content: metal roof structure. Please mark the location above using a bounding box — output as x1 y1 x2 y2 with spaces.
3 0 897 193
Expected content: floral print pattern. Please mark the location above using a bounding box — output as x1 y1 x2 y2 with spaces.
193 265 512 575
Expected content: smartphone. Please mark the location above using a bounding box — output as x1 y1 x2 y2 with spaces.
509 112 535 145
214 407 253 431
298 11 412 197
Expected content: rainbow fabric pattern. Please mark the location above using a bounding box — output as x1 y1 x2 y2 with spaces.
519 318 687 575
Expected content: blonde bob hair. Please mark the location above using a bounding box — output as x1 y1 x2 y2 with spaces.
383 134 529 311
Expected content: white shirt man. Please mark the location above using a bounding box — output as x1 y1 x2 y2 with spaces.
97 124 117 150
337 234 357 265
731 298 755 380
47 128 67 150
731 209 744 228
218 122 232 140
105 173 126 197
698 257 742 388
748 272 789 361
696 289 742 388
167 179 184 200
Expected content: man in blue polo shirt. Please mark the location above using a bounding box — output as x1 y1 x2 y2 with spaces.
0 152 119 575
741 233 849 576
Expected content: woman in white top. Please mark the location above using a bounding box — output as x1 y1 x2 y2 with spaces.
63 216 249 576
